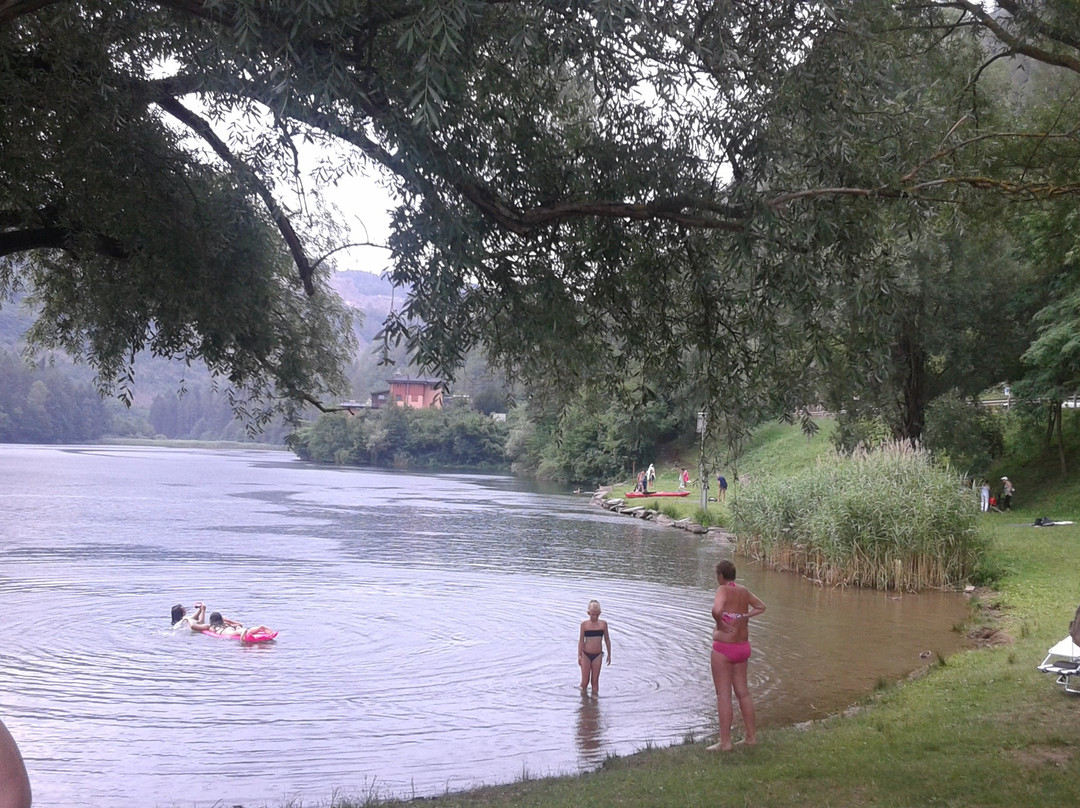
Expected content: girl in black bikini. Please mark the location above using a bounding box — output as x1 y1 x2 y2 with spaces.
578 599 612 693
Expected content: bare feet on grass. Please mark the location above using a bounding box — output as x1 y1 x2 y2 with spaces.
707 737 756 752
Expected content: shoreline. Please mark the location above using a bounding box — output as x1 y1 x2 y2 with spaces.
589 485 736 540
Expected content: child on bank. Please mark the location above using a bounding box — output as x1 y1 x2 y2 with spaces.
578 599 612 693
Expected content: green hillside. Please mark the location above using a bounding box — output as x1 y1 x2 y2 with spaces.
616 418 838 525
988 409 1080 518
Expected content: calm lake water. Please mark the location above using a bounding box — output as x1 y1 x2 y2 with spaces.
0 445 971 807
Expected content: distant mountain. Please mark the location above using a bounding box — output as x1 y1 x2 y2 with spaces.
1 270 398 351
0 270 403 408
329 270 398 343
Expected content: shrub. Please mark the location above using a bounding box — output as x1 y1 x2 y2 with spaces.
290 407 509 469
732 442 985 590
923 393 1005 476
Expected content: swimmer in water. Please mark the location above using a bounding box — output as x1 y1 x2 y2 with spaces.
578 599 612 693
171 602 206 629
708 559 765 751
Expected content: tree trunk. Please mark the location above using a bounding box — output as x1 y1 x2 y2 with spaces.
892 331 928 445
1055 401 1068 476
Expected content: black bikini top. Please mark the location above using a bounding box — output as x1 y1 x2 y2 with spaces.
584 629 604 637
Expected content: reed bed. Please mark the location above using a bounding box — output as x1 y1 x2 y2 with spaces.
732 442 984 590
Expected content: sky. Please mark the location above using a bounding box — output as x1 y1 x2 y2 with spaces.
290 137 398 277
318 170 397 276
177 97 398 278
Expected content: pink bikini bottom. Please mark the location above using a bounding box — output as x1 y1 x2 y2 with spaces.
712 640 752 663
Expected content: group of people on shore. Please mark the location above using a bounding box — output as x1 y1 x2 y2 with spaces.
632 466 731 499
171 602 275 642
977 476 1014 512
633 463 658 493
578 559 766 752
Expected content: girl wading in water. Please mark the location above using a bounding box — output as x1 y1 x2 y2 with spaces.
578 599 612 693
709 560 765 751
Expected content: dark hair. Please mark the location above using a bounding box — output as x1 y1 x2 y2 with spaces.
716 560 736 581
171 604 184 624
209 612 224 627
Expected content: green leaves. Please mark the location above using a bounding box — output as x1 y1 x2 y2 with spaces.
6 0 1080 432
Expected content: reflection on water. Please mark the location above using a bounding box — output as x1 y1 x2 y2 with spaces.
0 445 971 807
575 693 604 766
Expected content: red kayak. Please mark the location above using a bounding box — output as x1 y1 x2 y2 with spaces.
624 491 690 498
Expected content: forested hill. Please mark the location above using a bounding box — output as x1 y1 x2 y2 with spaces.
328 270 395 343
0 270 393 358
0 271 396 444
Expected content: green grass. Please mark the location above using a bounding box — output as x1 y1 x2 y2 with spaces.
989 409 1080 517
737 417 838 477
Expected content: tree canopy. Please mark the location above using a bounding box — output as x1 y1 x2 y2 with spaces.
3 1 1080 429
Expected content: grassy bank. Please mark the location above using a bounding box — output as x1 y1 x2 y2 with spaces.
611 419 838 526
282 422 1080 808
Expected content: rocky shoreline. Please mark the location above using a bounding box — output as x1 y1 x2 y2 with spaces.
590 486 735 543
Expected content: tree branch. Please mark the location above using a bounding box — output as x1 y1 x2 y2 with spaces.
938 0 1080 74
155 95 316 294
0 223 127 259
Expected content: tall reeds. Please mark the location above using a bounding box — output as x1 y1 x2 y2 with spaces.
732 442 984 590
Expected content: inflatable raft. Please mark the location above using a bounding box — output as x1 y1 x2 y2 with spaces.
199 628 278 643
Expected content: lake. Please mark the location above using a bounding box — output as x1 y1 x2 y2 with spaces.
0 445 971 807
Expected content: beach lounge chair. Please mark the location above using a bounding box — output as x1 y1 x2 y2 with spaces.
1038 636 1080 693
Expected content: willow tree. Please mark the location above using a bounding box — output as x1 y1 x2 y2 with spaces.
3 1 1080 429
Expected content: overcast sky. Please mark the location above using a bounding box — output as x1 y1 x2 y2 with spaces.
319 170 396 276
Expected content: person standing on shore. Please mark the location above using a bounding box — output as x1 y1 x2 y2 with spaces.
979 480 990 512
717 473 728 503
709 560 765 752
1001 477 1015 510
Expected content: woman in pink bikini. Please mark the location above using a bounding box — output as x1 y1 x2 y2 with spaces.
709 559 766 751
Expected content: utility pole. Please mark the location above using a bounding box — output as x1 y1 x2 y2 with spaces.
697 410 709 512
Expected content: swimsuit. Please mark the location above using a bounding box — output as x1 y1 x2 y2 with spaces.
712 640 752 663
715 582 748 656
583 628 604 662
719 581 743 623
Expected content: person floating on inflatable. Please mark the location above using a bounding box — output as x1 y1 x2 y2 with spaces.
194 611 277 643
